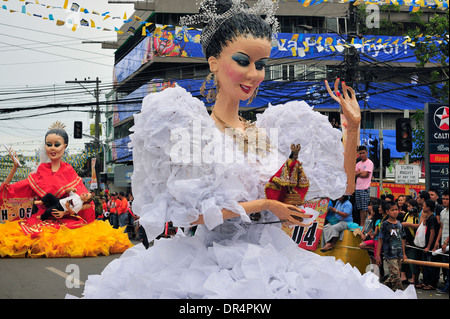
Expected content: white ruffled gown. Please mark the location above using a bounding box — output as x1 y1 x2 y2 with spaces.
80 87 416 299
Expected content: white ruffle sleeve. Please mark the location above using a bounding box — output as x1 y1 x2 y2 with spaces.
256 100 347 200
129 87 250 241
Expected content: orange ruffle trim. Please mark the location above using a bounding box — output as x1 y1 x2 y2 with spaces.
0 220 133 258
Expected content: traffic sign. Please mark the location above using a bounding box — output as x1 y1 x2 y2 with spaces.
395 164 420 184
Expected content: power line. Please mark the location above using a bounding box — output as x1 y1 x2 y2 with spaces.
0 40 436 96
0 21 118 42
0 76 443 119
0 40 114 68
0 32 113 57
0 38 444 118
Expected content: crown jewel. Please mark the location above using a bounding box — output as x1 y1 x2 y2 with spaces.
180 0 280 56
290 144 301 160
49 121 66 131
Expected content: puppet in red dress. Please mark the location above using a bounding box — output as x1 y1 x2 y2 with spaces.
0 122 131 257
1 123 95 236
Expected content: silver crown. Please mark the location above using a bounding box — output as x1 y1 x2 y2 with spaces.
180 0 280 56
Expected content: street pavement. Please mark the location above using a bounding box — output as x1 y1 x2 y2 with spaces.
0 251 119 298
415 285 449 300
0 239 448 299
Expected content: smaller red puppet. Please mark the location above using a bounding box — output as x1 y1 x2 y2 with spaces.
265 144 310 221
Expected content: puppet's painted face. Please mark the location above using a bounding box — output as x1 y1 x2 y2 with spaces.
209 36 271 102
45 133 67 162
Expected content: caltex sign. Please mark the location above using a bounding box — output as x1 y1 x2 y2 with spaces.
425 103 449 195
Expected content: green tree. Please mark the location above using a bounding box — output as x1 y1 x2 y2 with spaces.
408 11 449 104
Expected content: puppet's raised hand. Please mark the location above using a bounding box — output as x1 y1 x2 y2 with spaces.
325 79 361 130
325 78 361 195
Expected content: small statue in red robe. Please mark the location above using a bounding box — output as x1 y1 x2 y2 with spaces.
265 144 310 222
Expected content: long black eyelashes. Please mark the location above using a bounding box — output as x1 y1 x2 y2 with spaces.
232 53 267 70
46 143 62 148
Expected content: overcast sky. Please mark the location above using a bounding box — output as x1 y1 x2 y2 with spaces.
0 0 135 155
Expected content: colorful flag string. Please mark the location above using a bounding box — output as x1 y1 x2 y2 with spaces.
1 0 447 36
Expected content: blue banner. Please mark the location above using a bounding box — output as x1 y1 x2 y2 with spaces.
112 136 132 163
114 28 431 85
181 31 421 63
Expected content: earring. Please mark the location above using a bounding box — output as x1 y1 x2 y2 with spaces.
200 73 219 102
200 72 213 97
247 86 259 105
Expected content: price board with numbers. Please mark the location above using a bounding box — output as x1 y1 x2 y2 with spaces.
282 197 330 251
425 103 449 195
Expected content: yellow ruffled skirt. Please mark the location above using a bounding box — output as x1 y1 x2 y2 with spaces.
0 220 133 258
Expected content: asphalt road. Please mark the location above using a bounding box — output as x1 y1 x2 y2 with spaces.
0 241 447 299
0 253 119 299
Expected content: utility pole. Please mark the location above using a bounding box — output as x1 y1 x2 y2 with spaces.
379 114 384 195
348 2 358 36
404 109 410 165
65 77 101 148
65 77 102 192
344 2 360 87
344 46 359 87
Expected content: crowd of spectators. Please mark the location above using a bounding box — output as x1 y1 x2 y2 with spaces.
90 190 149 248
357 188 449 293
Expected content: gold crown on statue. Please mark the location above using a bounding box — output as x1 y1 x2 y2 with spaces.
290 144 301 160
48 121 66 131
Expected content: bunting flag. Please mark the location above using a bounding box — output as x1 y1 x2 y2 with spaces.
0 0 447 37
2 0 447 62
1 0 129 32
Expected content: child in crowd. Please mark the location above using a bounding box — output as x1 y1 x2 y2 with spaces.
361 202 376 238
359 204 382 264
396 194 408 219
376 202 407 291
